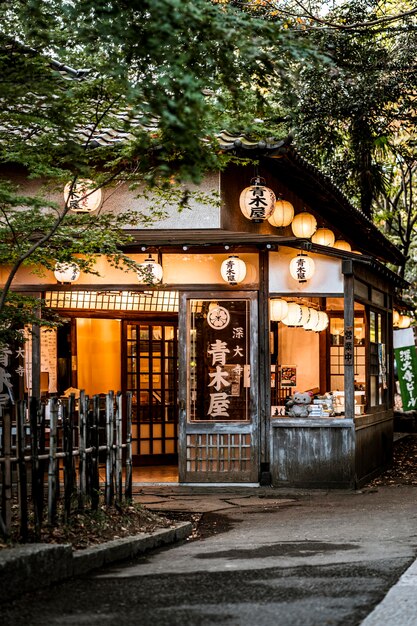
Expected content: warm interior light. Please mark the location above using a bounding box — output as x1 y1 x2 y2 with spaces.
267 199 294 228
291 212 317 238
311 227 335 247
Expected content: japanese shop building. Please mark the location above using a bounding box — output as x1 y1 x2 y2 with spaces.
4 134 407 488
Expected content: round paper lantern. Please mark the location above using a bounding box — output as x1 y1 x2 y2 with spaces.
54 262 80 283
397 314 412 329
289 253 315 283
315 311 329 332
333 239 352 252
281 302 303 327
270 299 289 322
64 179 103 213
393 310 400 327
239 177 276 223
291 212 317 238
303 307 320 331
267 199 294 228
220 255 247 285
311 227 335 247
137 255 163 284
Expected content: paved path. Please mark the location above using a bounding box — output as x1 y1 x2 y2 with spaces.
3 485 417 625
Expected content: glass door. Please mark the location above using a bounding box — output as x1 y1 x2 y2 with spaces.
124 321 178 464
178 292 259 483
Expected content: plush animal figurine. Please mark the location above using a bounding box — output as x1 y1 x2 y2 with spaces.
286 391 313 417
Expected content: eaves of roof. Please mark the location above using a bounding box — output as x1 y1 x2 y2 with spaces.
216 131 405 267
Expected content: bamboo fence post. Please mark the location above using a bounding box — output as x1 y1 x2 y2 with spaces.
91 395 100 511
30 396 42 538
63 396 74 521
115 392 123 504
48 397 58 525
125 392 133 501
105 391 114 506
16 400 28 541
2 405 12 536
78 390 87 509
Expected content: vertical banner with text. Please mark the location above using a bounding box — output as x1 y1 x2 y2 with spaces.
394 328 417 411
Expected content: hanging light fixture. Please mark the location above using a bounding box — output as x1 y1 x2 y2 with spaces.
281 302 304 327
333 239 352 252
315 311 329 332
393 310 400 326
289 253 315 283
270 298 289 322
54 261 81 283
220 255 247 285
239 176 276 223
291 211 317 238
397 314 412 329
311 227 335 247
303 307 320 331
64 179 103 213
137 254 163 284
267 198 294 228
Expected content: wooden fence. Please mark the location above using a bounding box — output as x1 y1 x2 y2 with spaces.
0 390 132 541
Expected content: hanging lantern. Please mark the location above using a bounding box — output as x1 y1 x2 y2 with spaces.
239 176 276 223
220 255 247 285
311 227 335 247
137 255 163 284
352 250 362 255
333 239 352 252
397 314 412 329
315 311 329 332
299 305 311 326
54 261 80 283
267 199 294 228
281 302 304 327
393 310 400 327
289 253 315 284
303 307 320 331
270 298 289 322
291 212 317 238
64 179 103 213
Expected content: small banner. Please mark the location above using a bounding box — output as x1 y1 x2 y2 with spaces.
394 328 417 411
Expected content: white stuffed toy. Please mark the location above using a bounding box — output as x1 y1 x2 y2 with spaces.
286 392 313 417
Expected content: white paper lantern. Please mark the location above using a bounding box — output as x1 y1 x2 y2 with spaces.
54 262 80 283
267 199 294 228
239 177 276 223
333 239 352 252
291 212 317 238
289 253 315 283
64 179 103 213
220 255 247 285
270 299 289 322
311 227 335 247
303 307 320 331
137 255 163 284
393 310 400 327
315 311 329 332
281 302 303 327
397 314 412 329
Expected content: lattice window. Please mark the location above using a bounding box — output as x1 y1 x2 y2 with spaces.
45 290 179 312
186 433 251 472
